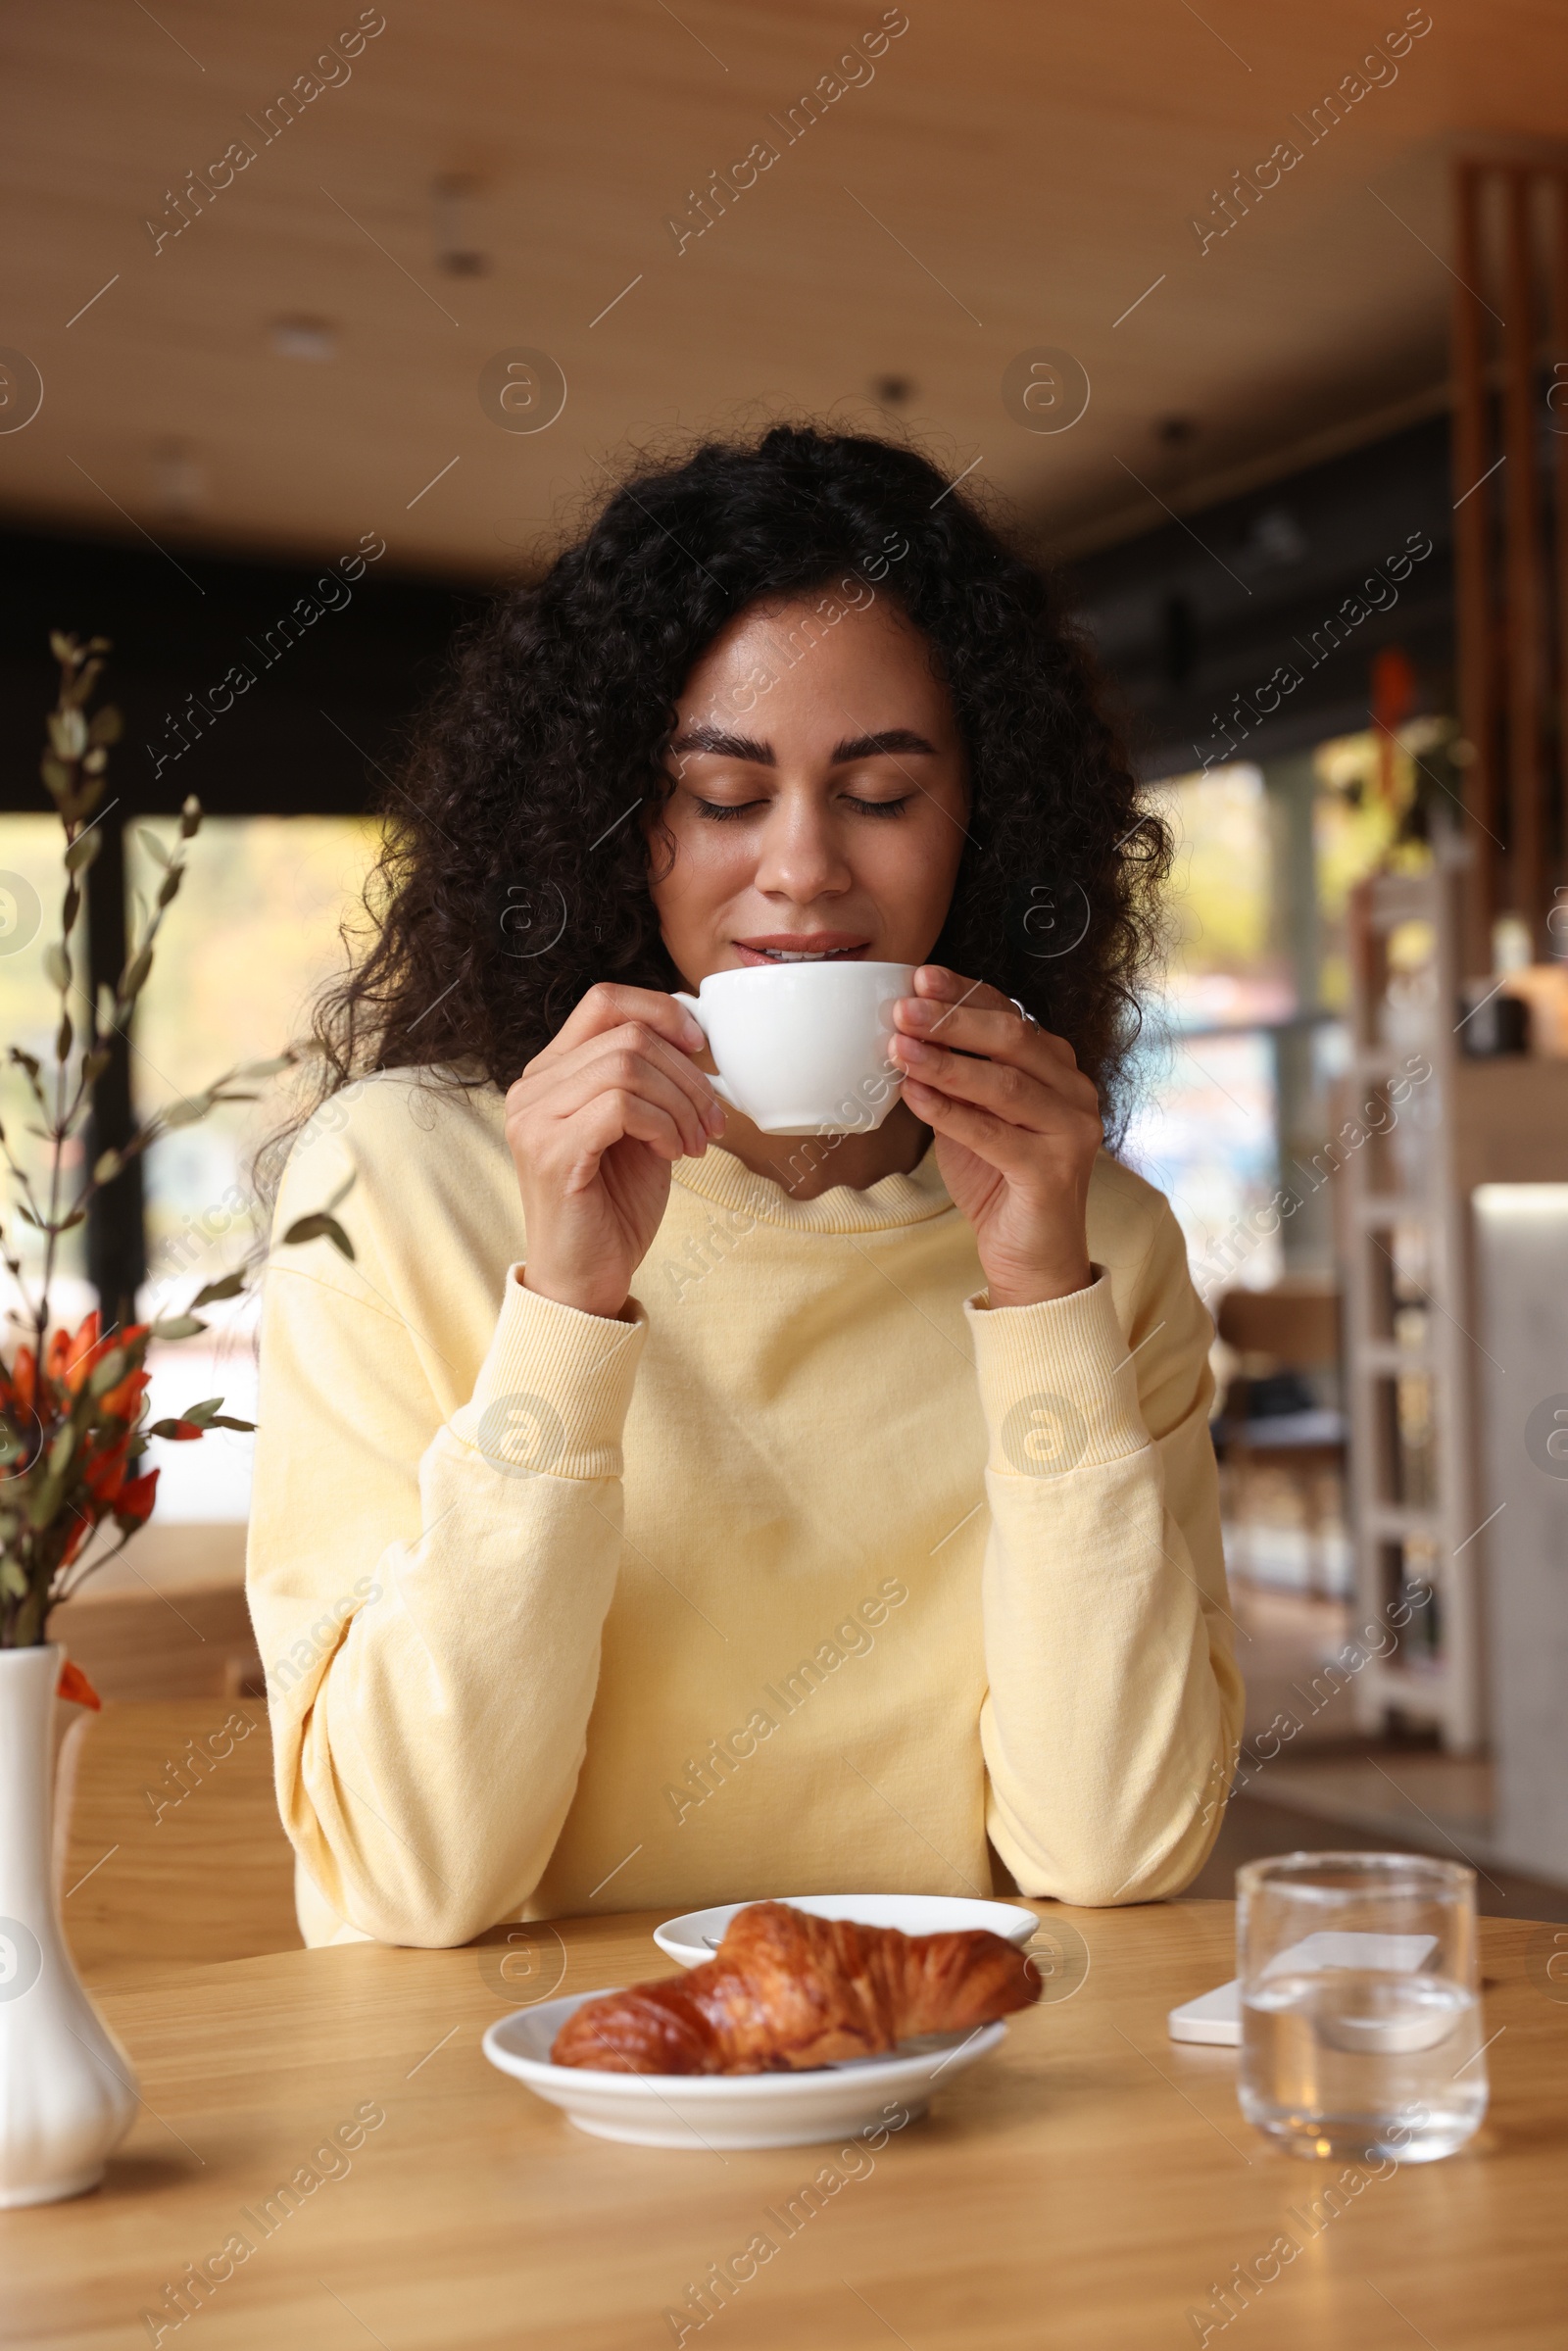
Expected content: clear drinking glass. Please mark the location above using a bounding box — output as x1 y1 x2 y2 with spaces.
1237 1852 1487 2163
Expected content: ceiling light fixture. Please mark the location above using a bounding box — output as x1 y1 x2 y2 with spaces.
270 317 337 361
433 174 489 276
149 440 205 515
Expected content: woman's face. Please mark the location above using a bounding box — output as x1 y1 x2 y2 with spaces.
644 591 970 986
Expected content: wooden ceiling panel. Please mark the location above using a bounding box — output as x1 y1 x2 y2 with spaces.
3 0 1567 581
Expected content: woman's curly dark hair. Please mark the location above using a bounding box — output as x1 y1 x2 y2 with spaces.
270 422 1170 1181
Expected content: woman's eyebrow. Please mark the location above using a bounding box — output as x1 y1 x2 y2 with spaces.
669 725 774 763
830 729 937 760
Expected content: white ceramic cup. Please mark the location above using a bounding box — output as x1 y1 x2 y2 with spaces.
673 960 915 1136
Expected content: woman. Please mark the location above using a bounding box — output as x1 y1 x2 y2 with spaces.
248 423 1243 1949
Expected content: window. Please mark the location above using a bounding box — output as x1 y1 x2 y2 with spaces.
1121 762 1290 1296
125 816 381 1519
1123 726 1445 1304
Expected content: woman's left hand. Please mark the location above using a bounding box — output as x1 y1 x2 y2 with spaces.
890 965 1103 1309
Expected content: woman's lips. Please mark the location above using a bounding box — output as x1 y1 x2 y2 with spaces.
731 939 872 966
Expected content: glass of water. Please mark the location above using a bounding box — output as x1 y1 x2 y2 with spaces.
1237 1852 1487 2163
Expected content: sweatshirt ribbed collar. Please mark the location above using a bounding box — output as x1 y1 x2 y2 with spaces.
671 1138 954 1233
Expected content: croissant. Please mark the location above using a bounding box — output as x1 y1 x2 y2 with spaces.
550 1900 1040 2075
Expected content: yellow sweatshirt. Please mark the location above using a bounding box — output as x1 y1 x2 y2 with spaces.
246 1067 1243 1948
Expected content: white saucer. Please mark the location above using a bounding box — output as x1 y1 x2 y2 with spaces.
482 1990 1007 2150
654 1892 1039 1971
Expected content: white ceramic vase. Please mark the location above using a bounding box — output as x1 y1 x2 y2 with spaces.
0 1642 137 2204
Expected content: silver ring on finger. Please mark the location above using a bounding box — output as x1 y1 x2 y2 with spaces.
1008 995 1041 1032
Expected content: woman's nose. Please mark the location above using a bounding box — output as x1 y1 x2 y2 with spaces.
747 802 853 900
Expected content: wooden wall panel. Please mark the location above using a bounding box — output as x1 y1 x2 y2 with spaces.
1452 156 1568 967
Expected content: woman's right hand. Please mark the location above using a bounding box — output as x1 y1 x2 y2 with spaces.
504 983 726 1319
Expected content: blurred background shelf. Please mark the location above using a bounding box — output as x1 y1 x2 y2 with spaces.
1337 865 1568 1759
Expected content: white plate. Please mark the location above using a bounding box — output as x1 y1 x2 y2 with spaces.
654 1893 1039 1971
482 1990 1008 2150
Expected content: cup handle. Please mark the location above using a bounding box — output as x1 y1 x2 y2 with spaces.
673 994 739 1111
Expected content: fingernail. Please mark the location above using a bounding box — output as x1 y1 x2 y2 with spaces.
682 1017 705 1049
900 1036 938 1064
706 1100 726 1131
901 998 936 1026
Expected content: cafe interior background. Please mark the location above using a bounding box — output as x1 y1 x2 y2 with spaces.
3 0 1568 1978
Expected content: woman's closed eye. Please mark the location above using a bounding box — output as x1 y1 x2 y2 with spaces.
694 800 760 822
694 795 914 822
840 794 914 820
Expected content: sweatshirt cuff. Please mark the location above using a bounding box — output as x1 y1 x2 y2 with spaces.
448 1265 649 1483
962 1270 1149 1478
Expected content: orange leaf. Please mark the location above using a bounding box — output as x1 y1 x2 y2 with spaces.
97 1369 149 1424
56 1312 99 1386
59 1514 93 1567
115 1467 159 1524
56 1659 101 1710
84 1441 128 1503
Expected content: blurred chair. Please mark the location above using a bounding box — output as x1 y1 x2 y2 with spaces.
55 1698 298 1983
1213 1283 1347 1594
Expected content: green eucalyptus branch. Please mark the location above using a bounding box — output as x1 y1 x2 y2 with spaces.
0 635 363 1646
67 1053 298 1227
29 636 122 1362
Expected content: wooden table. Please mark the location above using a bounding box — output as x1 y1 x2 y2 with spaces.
8 1902 1565 2350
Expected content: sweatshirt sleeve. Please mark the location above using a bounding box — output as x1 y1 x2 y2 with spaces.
962 1187 1244 1905
245 1110 647 1947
